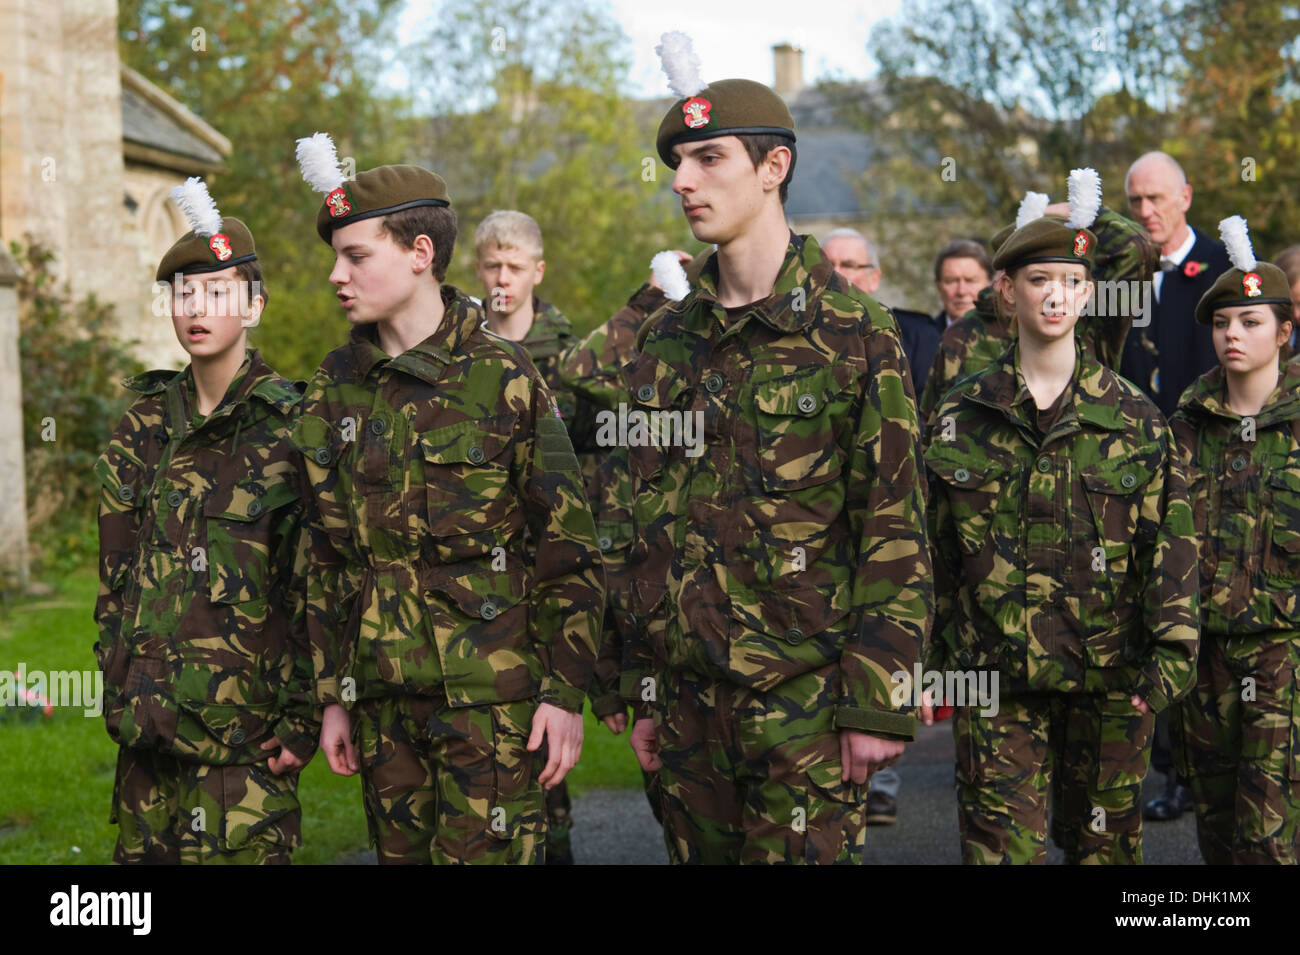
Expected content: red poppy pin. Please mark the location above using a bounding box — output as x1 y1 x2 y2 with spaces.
1242 272 1263 297
208 233 233 261
1183 260 1207 278
682 97 712 129
326 187 352 218
1072 231 1090 257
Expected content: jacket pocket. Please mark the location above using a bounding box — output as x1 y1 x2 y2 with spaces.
204 473 299 606
925 455 1007 557
425 564 540 706
1265 469 1300 586
113 654 179 750
174 699 276 764
420 415 522 563
751 366 854 493
625 355 690 484
727 584 850 690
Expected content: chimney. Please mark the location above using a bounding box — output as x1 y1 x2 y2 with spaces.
772 43 804 98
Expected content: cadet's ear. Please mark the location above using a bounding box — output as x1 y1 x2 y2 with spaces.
998 271 1016 308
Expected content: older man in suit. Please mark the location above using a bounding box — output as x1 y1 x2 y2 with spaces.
1120 151 1232 420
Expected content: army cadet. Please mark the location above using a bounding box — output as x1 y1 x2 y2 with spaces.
94 178 316 864
623 33 932 864
925 171 1200 864
1168 216 1300 864
920 193 1158 428
473 209 586 864
292 133 605 864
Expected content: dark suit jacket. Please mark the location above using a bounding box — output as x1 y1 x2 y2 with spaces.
890 306 942 397
1118 228 1232 419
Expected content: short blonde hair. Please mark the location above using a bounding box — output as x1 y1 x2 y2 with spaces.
474 210 544 260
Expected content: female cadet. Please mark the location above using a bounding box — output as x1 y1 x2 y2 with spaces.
1169 216 1300 864
924 170 1200 864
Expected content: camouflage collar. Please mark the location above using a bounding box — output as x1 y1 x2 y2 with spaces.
517 297 573 358
966 337 1127 433
348 284 483 386
678 232 833 334
183 350 300 426
1179 356 1300 425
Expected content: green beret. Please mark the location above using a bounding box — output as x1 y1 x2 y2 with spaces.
155 217 256 282
991 223 1014 254
992 216 1096 275
315 164 451 245
656 78 795 168
1194 262 1291 325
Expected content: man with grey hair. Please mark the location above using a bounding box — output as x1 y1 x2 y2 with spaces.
822 227 940 396
1120 151 1229 829
1120 151 1231 421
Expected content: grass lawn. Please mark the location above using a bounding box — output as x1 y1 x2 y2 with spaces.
0 560 641 864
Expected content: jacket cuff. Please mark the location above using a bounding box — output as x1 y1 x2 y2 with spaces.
589 691 626 720
272 713 320 763
833 704 916 741
314 677 342 707
1131 672 1172 715
538 677 586 714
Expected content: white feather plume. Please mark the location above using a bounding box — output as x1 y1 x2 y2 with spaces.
651 251 690 302
1016 192 1049 230
1219 216 1256 272
295 132 346 194
656 32 706 99
1065 167 1102 228
170 177 222 238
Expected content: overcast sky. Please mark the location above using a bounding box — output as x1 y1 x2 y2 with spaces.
399 0 900 97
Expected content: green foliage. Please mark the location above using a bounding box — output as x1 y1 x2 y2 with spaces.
14 240 143 579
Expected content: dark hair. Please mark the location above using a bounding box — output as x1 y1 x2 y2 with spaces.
1274 245 1300 285
933 240 994 284
1269 301 1295 362
235 259 268 307
736 134 797 205
378 204 459 282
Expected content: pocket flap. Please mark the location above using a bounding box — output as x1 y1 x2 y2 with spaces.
729 585 848 645
427 565 527 620
1080 447 1161 495
204 472 298 521
753 366 852 418
94 450 145 508
420 414 518 466
627 355 689 410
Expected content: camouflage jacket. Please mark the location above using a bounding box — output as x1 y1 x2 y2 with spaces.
558 282 669 717
623 234 933 739
925 337 1200 712
920 205 1157 428
93 349 316 764
293 285 605 713
1170 357 1300 638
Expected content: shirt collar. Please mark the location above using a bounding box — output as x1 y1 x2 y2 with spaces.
684 231 833 335
348 284 483 386
1165 226 1197 266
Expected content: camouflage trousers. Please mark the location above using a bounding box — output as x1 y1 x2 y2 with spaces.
651 664 866 864
111 746 300 865
1170 634 1300 864
353 694 546 864
955 691 1154 864
544 781 574 864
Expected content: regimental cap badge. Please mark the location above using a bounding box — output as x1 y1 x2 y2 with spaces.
1243 271 1262 297
1072 230 1091 257
326 186 352 218
682 96 712 129
208 233 233 261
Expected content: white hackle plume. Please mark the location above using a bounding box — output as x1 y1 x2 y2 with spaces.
296 132 346 194
170 177 222 237
1065 167 1102 228
651 251 691 302
1219 216 1256 272
1015 191 1049 230
656 32 706 99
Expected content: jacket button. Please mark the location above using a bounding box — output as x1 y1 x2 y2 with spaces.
247 498 263 517
369 417 386 436
467 445 486 465
314 448 332 466
797 393 818 414
598 535 613 551
1121 472 1137 489
784 627 804 645
954 467 970 483
117 485 134 502
705 373 725 393
636 384 655 403
1036 456 1051 473
1231 455 1247 472
167 490 184 508
479 600 499 620
228 728 246 745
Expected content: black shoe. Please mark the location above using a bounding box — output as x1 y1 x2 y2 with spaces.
1143 776 1185 822
865 792 897 826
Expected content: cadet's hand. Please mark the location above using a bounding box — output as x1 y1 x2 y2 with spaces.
1131 694 1151 714
602 713 629 734
648 250 693 289
919 685 941 726
528 702 583 789
320 703 358 776
261 735 308 775
629 718 660 772
840 730 904 785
